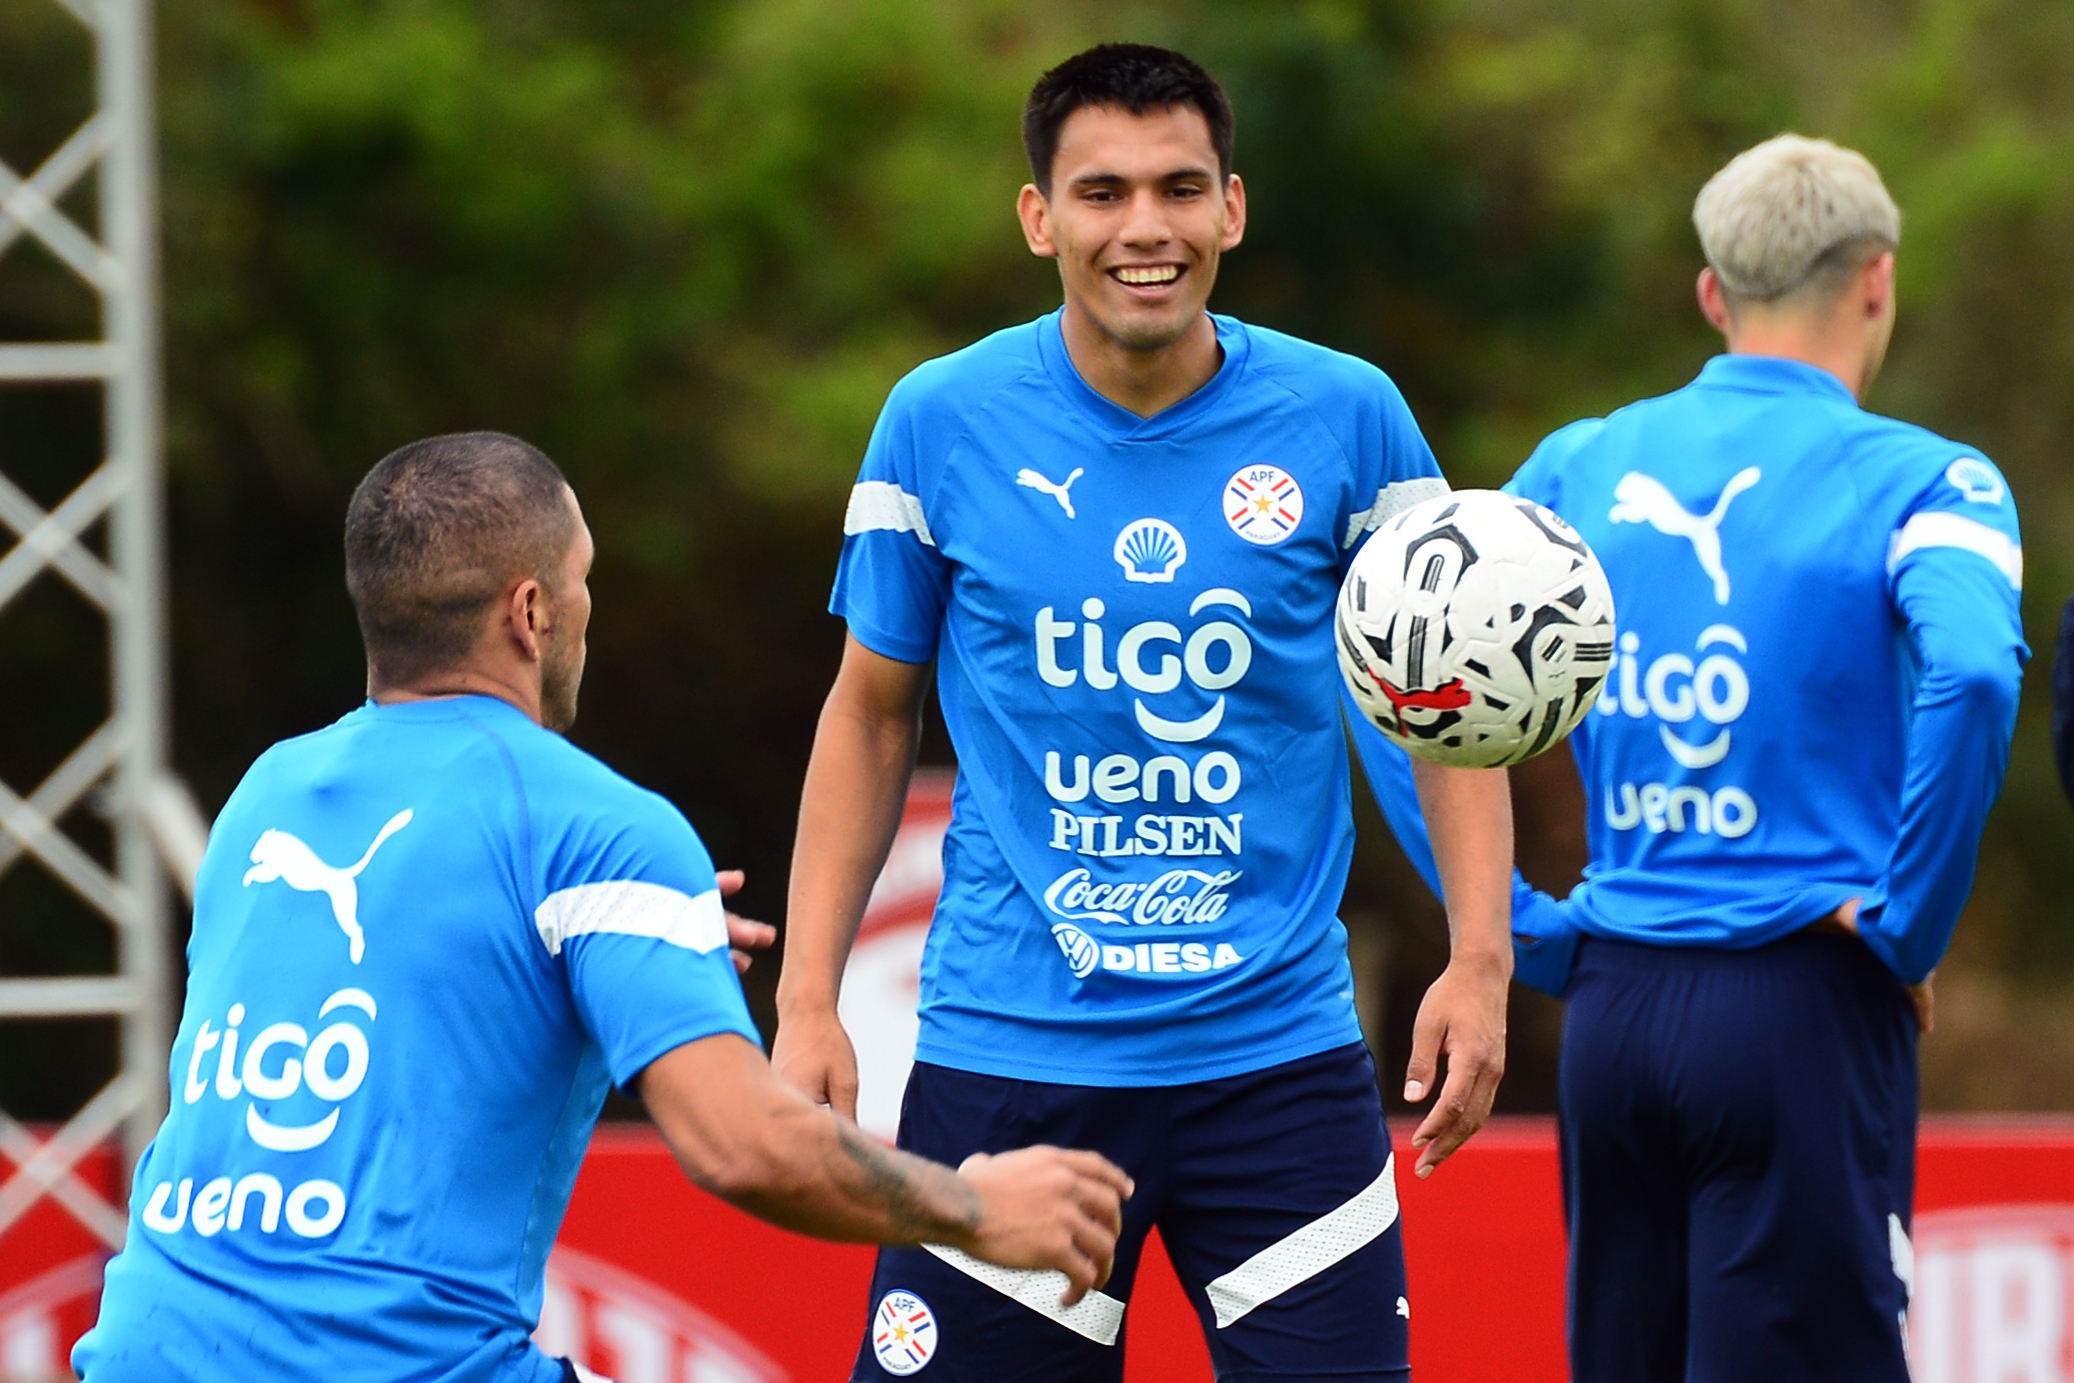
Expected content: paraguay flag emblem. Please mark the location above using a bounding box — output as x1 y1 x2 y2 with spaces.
1224 464 1304 545
873 1289 938 1375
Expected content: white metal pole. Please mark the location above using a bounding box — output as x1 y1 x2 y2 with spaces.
100 0 171 1173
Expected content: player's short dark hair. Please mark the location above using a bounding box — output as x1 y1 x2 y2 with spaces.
344 431 577 686
1022 44 1235 196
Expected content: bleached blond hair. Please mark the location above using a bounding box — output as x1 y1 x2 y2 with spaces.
1693 134 1900 302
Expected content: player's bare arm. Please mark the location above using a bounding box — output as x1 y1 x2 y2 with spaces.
641 1033 1132 1303
773 635 931 1116
1403 760 1514 1179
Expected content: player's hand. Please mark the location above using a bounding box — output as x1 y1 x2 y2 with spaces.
716 869 776 975
955 1148 1133 1307
1403 954 1508 1180
771 1006 861 1119
1826 897 1933 1032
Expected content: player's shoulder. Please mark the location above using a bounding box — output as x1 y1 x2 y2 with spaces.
1509 416 1611 503
881 318 1049 429
1237 318 1409 411
493 719 692 839
1846 408 2014 509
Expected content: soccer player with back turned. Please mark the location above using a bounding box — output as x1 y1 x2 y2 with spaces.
777 45 1516 1382
74 433 1132 1382
1501 137 2027 1381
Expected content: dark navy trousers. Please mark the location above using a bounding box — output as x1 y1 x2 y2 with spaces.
1560 930 1919 1383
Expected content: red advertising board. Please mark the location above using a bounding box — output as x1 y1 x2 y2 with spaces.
13 1119 2074 1381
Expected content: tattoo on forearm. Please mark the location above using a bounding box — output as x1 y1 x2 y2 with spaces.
837 1119 980 1241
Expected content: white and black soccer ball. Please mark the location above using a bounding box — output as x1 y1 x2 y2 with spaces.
1337 490 1616 769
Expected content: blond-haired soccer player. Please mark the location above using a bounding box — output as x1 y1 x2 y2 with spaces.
1500 137 2025 1380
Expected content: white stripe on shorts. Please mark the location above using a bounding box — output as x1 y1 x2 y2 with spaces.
921 1243 1127 1345
1204 1154 1400 1329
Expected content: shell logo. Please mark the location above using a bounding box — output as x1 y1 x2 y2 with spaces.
535 1244 787 1383
1114 518 1188 583
1911 1204 2074 1382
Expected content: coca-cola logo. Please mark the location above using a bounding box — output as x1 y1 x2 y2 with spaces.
1043 867 1241 927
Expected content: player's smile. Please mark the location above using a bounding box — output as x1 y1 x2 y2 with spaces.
1107 262 1188 304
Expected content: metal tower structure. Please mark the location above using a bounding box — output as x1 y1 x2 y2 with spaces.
0 0 189 1255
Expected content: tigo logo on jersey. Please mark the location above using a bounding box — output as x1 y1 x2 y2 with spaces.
1945 456 2005 505
1224 465 1303 545
873 1290 938 1375
1597 625 1759 840
1114 518 1187 582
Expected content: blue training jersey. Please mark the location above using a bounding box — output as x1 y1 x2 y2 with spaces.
1499 354 2027 986
832 308 1448 1085
75 696 760 1383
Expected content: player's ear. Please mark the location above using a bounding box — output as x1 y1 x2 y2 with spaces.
1018 183 1058 259
1220 173 1247 252
1696 267 1734 335
1860 251 1896 320
507 578 546 661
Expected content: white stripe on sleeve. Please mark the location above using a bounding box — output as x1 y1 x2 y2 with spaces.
1886 511 2023 591
844 481 936 547
1344 478 1450 548
534 882 729 957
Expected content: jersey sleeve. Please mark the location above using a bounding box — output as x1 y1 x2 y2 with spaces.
1338 371 1449 571
1855 452 2029 982
829 372 955 664
536 790 761 1090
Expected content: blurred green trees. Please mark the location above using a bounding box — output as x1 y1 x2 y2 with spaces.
4 0 2073 1115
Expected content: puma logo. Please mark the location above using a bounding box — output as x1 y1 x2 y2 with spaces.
243 809 413 963
1016 467 1084 519
1367 670 1474 735
1608 467 1761 605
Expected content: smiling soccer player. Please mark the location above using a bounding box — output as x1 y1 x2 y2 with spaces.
776 44 1515 1383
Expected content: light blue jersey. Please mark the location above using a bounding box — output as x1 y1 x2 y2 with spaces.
1493 354 2027 988
75 696 759 1383
832 309 1447 1084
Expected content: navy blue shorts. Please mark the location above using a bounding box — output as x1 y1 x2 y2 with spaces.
852 1043 1410 1382
1560 930 1919 1383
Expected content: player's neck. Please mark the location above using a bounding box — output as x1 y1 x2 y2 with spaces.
369 668 542 725
1721 314 1881 403
1058 302 1223 419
